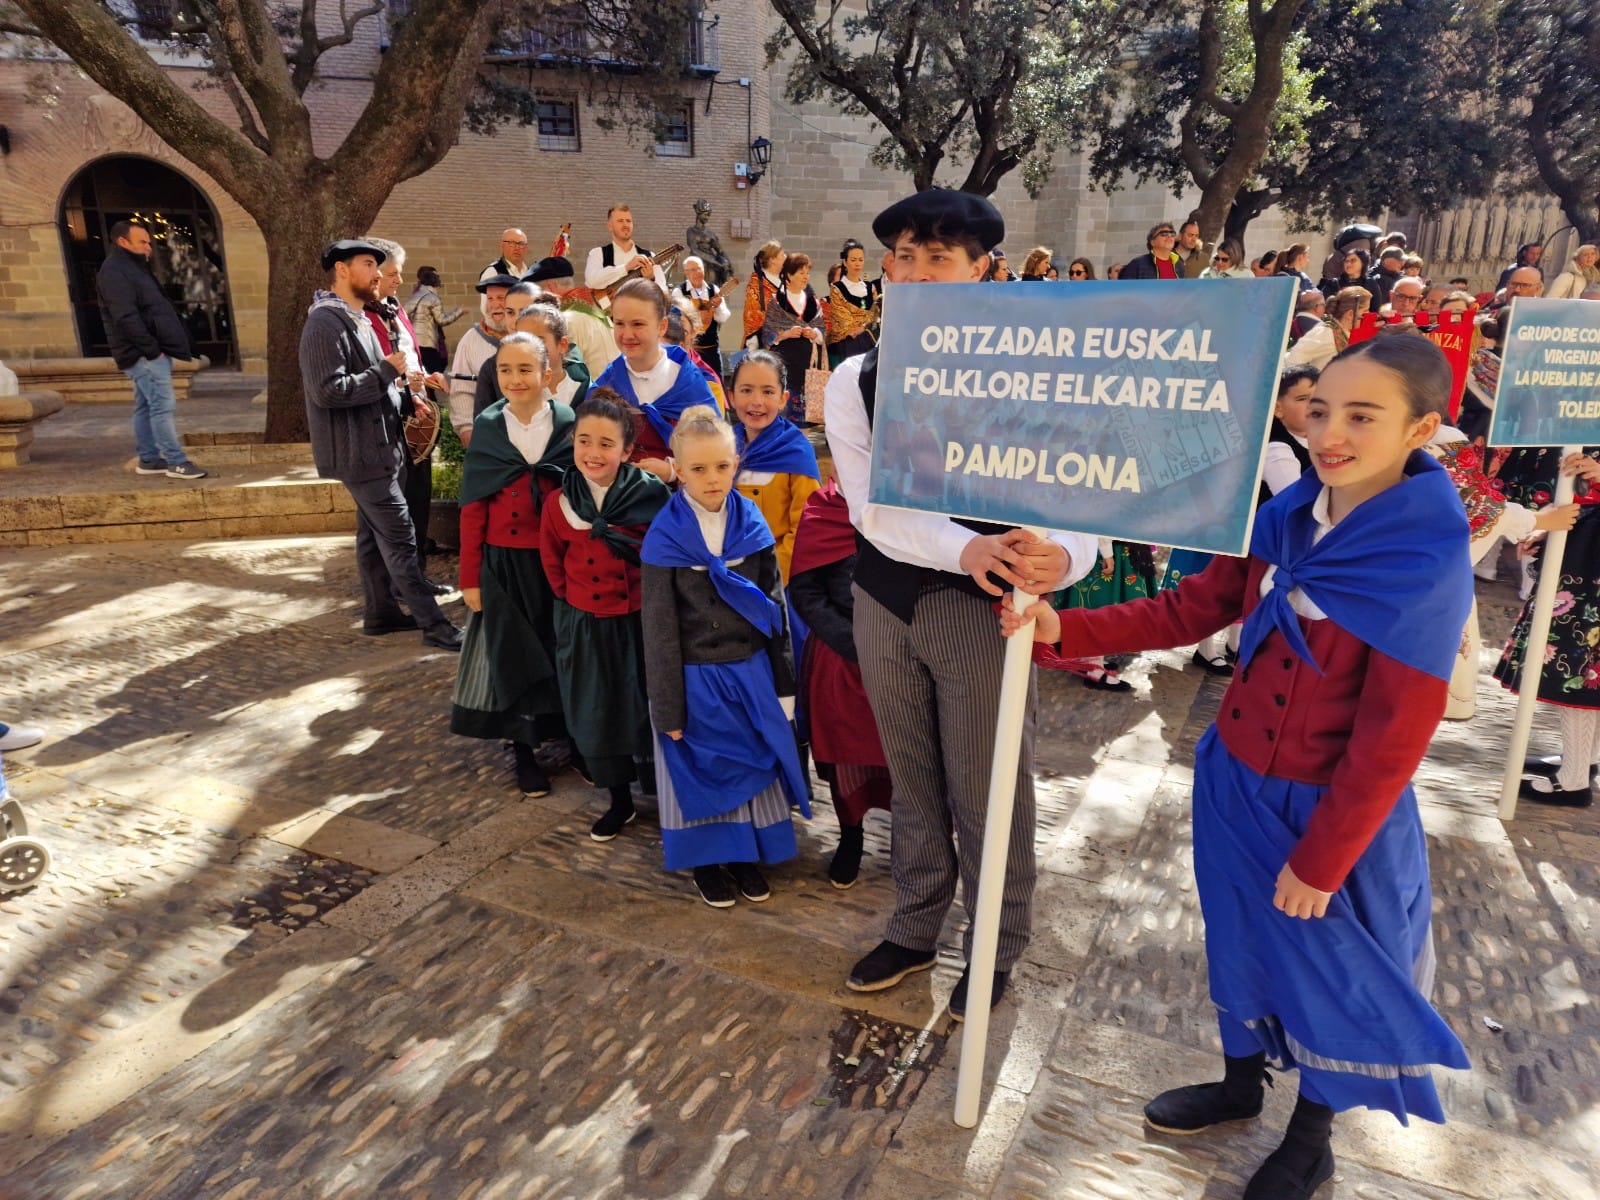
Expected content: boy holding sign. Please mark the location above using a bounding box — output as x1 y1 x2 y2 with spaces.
825 189 1097 1016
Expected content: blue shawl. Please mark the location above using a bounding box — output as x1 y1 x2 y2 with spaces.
1237 450 1472 682
593 344 719 444
735 418 820 480
641 489 781 636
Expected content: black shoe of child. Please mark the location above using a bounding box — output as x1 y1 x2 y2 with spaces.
693 865 737 908
590 793 637 842
1082 669 1133 692
1190 648 1235 676
829 824 865 890
1519 777 1594 808
513 742 551 798
726 861 771 902
1144 1052 1269 1134
846 940 937 992
1242 1094 1335 1200
948 967 1008 1022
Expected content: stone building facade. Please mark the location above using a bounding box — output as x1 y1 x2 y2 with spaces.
0 1 776 370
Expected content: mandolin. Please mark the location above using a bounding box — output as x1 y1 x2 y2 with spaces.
595 243 686 303
684 277 741 335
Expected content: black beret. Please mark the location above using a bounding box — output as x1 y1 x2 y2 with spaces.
529 256 575 283
320 239 386 271
476 273 522 293
871 189 1005 253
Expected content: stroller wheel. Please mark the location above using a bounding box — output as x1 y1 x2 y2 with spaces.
0 837 50 892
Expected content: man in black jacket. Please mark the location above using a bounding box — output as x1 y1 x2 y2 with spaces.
96 221 207 478
1118 222 1184 280
300 239 461 651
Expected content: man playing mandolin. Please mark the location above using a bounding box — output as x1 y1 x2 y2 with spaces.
671 254 735 379
584 204 671 298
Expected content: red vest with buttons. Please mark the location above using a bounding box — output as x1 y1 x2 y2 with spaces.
1054 552 1448 894
538 496 648 616
457 474 561 590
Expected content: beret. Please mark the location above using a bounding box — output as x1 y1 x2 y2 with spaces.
320 239 386 270
871 188 1004 253
529 256 575 283
476 273 522 293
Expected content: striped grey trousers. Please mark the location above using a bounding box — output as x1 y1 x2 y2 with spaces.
853 584 1039 971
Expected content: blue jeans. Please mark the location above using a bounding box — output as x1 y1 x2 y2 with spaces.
124 355 189 466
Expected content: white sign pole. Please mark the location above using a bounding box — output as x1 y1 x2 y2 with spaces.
954 574 1038 1128
1498 447 1580 820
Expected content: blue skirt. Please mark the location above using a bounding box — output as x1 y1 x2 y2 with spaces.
656 654 810 870
1192 728 1469 1124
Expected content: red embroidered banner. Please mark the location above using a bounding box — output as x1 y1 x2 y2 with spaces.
1348 309 1477 419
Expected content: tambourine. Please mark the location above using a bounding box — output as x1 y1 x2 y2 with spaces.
402 391 442 464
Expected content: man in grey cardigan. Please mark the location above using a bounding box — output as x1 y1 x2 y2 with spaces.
300 239 461 651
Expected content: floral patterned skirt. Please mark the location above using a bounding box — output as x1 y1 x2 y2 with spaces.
1494 507 1600 708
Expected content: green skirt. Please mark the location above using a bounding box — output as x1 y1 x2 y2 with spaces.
451 544 563 742
1053 541 1155 611
552 601 653 760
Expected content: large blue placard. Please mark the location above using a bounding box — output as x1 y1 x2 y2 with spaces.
1487 298 1600 448
867 278 1297 556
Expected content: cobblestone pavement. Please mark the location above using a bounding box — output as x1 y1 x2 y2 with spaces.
0 536 1595 1198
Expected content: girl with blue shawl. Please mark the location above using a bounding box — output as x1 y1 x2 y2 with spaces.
641 406 810 909
1002 337 1474 1200
728 351 821 583
592 278 721 486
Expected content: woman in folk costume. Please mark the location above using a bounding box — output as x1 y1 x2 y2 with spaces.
1495 451 1600 807
742 239 784 348
788 480 893 889
825 238 882 367
641 406 810 909
759 253 827 424
452 333 576 800
1003 337 1475 1200
540 389 672 841
592 278 721 485
1424 429 1578 719
728 350 821 583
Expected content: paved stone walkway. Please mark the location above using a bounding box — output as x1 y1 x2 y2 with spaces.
0 535 1595 1198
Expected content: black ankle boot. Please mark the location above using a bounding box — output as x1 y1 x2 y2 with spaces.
590 786 637 842
829 823 865 890
513 741 551 798
1243 1093 1335 1199
1144 1052 1268 1134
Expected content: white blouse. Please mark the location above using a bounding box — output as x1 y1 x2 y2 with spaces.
626 350 681 407
503 399 553 464
1259 485 1332 620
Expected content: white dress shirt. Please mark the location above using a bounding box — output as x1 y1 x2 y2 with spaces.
585 241 670 294
503 397 554 465
822 355 1096 589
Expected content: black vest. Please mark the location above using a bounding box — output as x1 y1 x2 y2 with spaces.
1257 417 1315 509
850 348 1013 623
601 243 652 269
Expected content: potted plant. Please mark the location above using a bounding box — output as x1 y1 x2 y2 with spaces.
428 416 465 551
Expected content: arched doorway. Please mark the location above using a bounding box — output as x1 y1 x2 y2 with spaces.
58 156 238 367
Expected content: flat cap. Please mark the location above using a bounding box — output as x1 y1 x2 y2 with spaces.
871 188 1005 253
529 256 575 283
320 239 386 270
476 273 522 293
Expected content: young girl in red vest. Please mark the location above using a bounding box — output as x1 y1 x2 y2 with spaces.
452 333 575 800
592 278 720 486
540 389 671 841
1003 337 1474 1200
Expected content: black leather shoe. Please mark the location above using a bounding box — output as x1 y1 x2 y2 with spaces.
1243 1142 1334 1199
362 614 419 636
421 624 464 652
1191 649 1235 676
425 578 456 596
1519 778 1593 808
846 940 936 992
948 967 1008 1022
1145 1078 1267 1134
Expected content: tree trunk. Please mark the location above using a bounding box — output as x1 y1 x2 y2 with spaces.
1223 187 1273 252
261 196 344 444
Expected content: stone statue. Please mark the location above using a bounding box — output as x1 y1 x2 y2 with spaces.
684 199 735 287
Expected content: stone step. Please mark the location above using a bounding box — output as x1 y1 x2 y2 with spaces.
0 474 356 547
